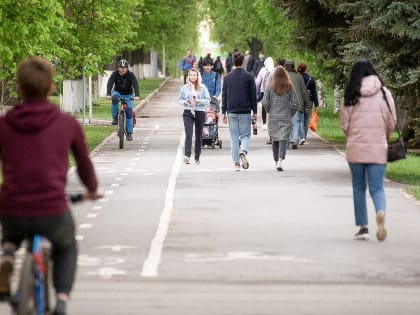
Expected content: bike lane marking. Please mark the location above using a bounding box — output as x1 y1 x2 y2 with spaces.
141 132 184 277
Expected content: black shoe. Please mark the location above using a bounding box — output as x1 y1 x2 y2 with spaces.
112 118 118 125
354 227 370 240
126 133 133 141
0 260 13 301
52 299 67 315
291 143 298 149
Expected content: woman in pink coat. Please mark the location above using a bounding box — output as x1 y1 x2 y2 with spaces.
340 60 396 242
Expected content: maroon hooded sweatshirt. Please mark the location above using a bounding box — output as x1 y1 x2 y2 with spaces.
0 100 97 217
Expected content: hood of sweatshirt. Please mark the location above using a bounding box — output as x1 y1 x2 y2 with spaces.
5 100 60 133
360 75 382 97
264 57 274 72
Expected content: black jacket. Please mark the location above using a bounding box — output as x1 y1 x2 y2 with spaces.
107 70 140 96
222 68 257 115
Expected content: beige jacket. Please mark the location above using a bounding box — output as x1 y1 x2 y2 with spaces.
340 75 396 164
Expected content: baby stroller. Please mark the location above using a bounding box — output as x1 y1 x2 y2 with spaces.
202 97 222 149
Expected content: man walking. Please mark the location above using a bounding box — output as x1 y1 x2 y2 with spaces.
285 61 310 148
222 52 257 170
201 58 221 110
181 49 196 84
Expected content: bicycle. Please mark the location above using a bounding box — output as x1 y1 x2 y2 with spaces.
114 96 134 149
2 194 84 315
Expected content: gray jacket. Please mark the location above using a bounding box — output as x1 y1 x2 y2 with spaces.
288 71 310 112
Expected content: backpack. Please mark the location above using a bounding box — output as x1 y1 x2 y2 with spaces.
214 60 222 71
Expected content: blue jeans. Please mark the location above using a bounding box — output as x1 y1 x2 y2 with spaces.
290 111 305 143
348 163 387 226
111 91 134 133
227 113 251 163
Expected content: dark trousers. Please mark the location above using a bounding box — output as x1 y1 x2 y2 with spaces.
272 140 289 161
183 110 205 160
0 211 77 295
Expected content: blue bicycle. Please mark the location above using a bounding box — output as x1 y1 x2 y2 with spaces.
4 194 84 315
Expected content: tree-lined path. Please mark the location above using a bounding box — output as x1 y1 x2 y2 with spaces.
9 78 416 315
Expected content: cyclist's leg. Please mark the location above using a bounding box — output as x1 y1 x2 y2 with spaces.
111 91 121 122
124 95 134 136
37 211 77 314
0 216 25 297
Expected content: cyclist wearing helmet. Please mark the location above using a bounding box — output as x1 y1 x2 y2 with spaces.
106 59 140 141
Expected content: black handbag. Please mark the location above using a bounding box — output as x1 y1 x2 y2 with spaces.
382 87 406 162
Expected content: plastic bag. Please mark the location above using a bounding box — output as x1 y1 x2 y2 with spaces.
309 108 319 132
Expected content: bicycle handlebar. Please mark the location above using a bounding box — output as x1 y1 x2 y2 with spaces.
68 192 102 204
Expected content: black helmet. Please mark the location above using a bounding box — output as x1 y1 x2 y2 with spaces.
118 59 128 68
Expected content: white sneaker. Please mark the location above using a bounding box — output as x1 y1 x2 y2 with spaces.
262 124 267 130
276 160 283 171
183 156 190 164
299 138 306 145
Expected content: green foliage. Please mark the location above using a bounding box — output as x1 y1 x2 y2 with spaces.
0 0 68 79
204 0 295 57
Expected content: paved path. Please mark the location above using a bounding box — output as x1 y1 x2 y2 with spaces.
2 78 419 315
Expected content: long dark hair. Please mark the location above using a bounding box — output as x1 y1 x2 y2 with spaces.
343 59 383 106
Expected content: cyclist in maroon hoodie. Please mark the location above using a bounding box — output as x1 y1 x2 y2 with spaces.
0 56 101 315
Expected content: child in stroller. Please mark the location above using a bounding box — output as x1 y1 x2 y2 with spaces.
202 97 222 149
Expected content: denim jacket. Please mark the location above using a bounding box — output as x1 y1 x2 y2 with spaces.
177 84 210 112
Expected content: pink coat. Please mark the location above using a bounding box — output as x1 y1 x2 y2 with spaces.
340 75 396 164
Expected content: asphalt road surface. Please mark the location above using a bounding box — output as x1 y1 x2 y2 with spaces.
1 78 419 315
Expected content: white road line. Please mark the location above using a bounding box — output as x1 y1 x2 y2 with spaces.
141 132 184 277
87 213 98 218
93 206 102 210
75 235 85 241
79 223 92 229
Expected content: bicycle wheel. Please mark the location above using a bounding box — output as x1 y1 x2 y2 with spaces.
42 249 51 313
16 255 35 315
118 111 125 149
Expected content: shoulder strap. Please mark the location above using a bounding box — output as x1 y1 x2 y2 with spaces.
381 86 400 134
305 76 312 89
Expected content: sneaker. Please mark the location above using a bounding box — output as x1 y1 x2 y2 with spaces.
126 133 133 141
112 118 118 125
239 152 249 169
0 259 13 300
276 160 283 171
262 124 267 130
234 162 241 171
291 142 298 149
52 299 67 315
299 138 306 145
354 227 370 240
183 156 190 164
376 211 387 241
195 160 200 165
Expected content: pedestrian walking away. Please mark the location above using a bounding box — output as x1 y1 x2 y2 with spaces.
262 66 298 171
255 56 274 130
297 63 319 140
340 59 396 242
178 68 211 165
285 61 310 148
0 56 101 315
106 59 140 141
222 51 257 171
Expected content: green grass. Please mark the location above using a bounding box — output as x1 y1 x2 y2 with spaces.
316 90 420 200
